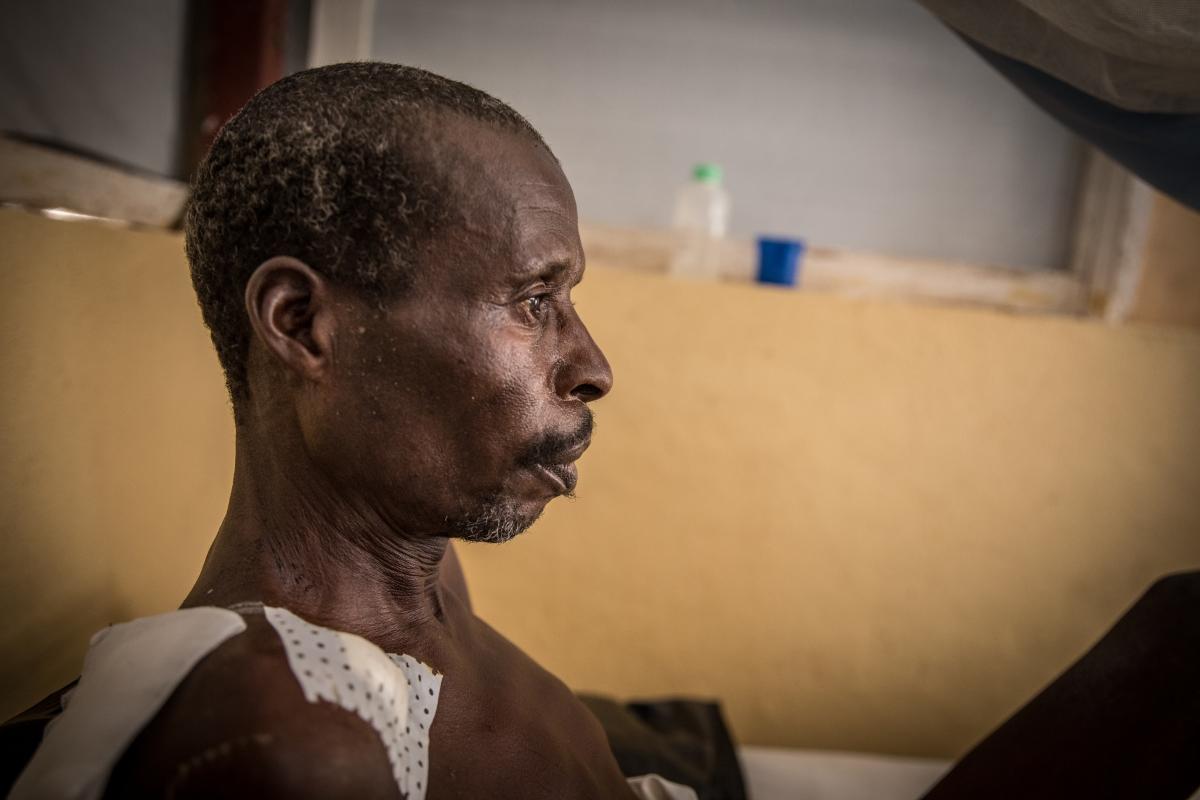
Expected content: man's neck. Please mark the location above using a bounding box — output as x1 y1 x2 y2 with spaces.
183 421 454 646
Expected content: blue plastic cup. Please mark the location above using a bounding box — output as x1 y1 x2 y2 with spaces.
756 237 805 287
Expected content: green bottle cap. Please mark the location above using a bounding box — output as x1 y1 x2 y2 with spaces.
692 163 723 184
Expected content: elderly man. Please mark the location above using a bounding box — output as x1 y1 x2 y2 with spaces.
7 60 1200 800
9 62 693 800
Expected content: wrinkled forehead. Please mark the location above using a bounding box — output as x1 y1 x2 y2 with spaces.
432 114 582 282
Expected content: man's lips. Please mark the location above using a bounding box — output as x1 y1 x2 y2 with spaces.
534 462 577 494
545 437 591 465
531 437 590 494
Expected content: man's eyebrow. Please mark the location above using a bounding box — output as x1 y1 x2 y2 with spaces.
515 258 581 285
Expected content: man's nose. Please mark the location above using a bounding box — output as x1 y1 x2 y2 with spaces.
555 312 613 403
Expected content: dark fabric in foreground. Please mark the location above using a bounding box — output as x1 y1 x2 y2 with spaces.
580 695 747 800
921 572 1200 800
0 682 74 795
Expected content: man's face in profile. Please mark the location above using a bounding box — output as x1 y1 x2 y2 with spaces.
300 116 612 543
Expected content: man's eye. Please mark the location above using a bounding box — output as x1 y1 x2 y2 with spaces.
525 294 549 317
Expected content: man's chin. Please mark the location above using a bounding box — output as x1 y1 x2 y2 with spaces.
452 496 544 544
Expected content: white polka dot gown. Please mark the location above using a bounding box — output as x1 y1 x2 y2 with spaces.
263 606 443 800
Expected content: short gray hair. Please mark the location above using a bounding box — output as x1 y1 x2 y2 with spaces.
185 62 549 413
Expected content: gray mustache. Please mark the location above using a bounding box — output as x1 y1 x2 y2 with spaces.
518 410 594 467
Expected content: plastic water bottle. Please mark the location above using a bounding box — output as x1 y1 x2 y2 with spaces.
668 163 731 280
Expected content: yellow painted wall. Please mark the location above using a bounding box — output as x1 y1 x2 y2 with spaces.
0 210 232 721
1129 193 1200 329
2 208 1199 759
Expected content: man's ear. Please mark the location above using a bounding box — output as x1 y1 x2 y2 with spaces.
244 256 336 388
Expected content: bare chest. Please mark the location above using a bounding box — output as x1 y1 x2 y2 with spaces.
415 626 635 800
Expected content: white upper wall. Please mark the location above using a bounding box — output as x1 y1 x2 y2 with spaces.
372 0 1082 269
0 0 186 177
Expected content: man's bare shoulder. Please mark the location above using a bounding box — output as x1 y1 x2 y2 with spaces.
103 614 398 799
440 614 637 798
